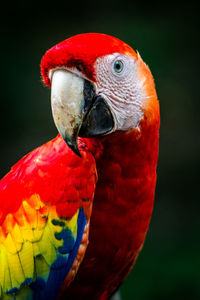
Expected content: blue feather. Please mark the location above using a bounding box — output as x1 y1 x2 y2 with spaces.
32 208 86 300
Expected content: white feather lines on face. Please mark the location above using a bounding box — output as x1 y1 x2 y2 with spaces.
94 53 145 132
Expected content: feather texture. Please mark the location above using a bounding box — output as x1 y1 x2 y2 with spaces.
0 135 98 299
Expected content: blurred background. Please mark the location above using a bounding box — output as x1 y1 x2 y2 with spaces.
0 1 199 299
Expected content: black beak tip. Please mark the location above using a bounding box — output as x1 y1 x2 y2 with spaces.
63 135 82 157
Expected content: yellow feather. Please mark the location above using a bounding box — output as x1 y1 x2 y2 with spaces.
0 247 6 292
32 227 43 242
32 241 41 258
1 293 15 300
7 251 25 287
38 232 57 266
18 242 34 280
15 285 33 300
0 193 81 298
11 224 23 245
35 255 50 281
20 227 34 242
45 221 63 249
66 210 78 238
2 248 12 293
3 234 17 255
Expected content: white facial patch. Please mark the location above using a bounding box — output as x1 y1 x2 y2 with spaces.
94 53 145 132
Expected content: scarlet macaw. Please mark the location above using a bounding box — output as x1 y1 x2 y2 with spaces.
0 33 160 299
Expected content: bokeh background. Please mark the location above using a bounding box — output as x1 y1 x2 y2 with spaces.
0 1 199 299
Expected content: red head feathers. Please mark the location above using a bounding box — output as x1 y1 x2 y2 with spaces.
41 33 137 86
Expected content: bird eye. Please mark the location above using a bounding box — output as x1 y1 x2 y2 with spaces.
113 60 124 73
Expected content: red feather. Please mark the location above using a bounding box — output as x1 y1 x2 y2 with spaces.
42 33 159 298
0 135 99 226
60 112 159 299
41 33 137 86
0 33 160 299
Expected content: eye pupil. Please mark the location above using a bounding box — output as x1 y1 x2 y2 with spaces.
115 63 121 70
114 60 123 73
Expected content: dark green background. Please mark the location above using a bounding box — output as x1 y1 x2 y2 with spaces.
0 1 199 299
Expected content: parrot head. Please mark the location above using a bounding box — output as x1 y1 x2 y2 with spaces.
41 33 159 156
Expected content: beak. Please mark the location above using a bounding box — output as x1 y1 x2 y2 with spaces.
51 70 114 156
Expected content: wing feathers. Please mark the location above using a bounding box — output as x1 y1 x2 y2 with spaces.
0 136 97 298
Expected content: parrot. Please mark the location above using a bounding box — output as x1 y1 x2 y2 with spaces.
0 33 160 300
